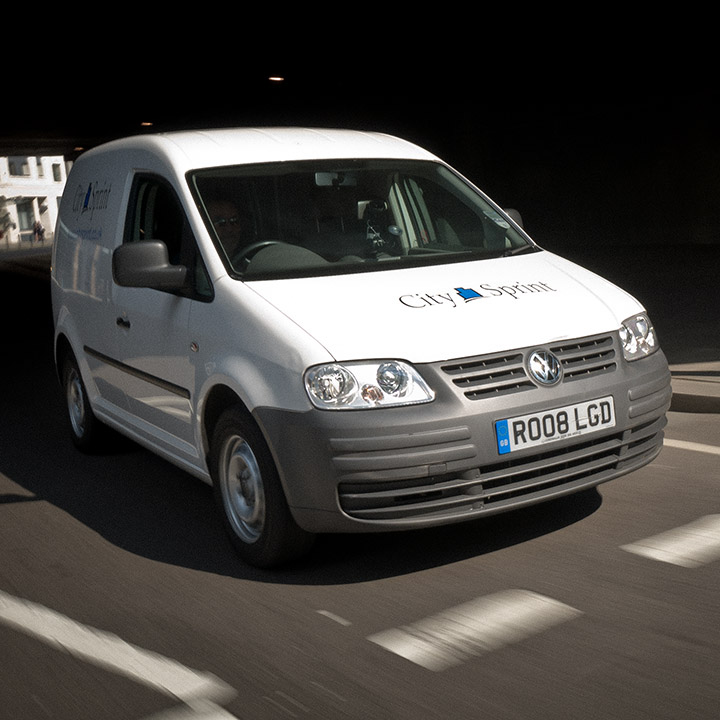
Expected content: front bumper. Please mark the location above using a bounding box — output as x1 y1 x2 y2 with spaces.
256 332 671 533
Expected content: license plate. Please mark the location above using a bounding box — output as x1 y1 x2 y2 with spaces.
495 396 616 455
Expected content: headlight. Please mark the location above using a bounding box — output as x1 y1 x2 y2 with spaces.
620 313 658 361
305 360 435 410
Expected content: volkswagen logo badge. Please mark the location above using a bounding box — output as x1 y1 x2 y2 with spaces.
527 350 562 386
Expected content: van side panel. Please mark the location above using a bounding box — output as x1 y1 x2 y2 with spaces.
52 154 130 414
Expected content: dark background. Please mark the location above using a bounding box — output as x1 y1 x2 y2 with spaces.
6 38 718 251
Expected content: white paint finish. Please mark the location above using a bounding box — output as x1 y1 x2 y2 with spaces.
368 590 582 671
0 590 235 708
664 438 720 456
249 252 638 364
621 515 720 568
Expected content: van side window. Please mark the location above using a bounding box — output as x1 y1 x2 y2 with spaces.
125 175 213 300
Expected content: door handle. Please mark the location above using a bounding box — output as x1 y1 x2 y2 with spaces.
116 317 131 329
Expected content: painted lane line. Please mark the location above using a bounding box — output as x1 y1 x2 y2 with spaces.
316 610 352 626
621 515 720 568
308 681 348 704
263 690 310 717
0 590 235 706
664 438 720 456
368 590 582 671
141 699 240 719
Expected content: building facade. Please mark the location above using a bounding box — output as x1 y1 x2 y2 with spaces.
1 155 68 247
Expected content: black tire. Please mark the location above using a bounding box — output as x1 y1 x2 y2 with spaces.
61 352 112 452
210 406 314 567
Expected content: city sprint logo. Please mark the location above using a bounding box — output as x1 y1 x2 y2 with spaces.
72 181 112 219
399 281 557 309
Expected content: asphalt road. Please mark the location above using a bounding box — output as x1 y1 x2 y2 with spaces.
1 266 719 720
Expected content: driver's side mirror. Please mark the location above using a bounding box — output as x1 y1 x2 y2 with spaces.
504 208 524 229
112 240 187 290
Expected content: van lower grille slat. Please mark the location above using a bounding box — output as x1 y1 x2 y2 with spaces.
338 416 666 521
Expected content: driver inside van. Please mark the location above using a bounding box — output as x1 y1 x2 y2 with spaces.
208 198 245 259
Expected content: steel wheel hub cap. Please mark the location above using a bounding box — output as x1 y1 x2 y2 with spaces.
67 371 86 436
222 437 265 543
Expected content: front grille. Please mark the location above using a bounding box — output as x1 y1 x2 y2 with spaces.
338 415 665 521
551 335 617 382
441 334 617 401
441 352 534 400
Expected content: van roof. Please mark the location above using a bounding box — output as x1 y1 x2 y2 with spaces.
83 127 439 171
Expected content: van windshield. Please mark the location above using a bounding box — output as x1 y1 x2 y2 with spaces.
190 159 535 280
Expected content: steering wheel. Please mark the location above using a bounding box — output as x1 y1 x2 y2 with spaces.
233 240 282 268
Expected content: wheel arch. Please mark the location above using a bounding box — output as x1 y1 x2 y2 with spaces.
200 383 292 502
201 383 253 468
54 332 75 384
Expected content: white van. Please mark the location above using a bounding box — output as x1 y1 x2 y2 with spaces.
51 128 671 567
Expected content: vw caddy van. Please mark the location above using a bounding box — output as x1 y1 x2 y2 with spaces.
51 128 671 567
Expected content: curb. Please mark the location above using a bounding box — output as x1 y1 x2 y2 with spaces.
670 391 720 414
670 367 720 414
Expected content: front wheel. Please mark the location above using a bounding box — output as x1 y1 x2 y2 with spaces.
210 407 314 567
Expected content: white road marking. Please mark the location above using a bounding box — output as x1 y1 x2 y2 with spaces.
316 610 352 626
621 515 720 568
0 590 237 714
368 590 582 671
308 681 348 704
263 690 310 717
664 438 720 456
141 699 239 719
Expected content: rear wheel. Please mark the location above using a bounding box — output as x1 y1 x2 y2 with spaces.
61 352 106 452
210 406 314 567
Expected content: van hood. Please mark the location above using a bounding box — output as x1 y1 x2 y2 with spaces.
246 251 643 363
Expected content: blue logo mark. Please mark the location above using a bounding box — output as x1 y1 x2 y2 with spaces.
83 184 93 212
455 287 483 302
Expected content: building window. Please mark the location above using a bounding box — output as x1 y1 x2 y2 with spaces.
17 201 34 231
8 157 30 177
